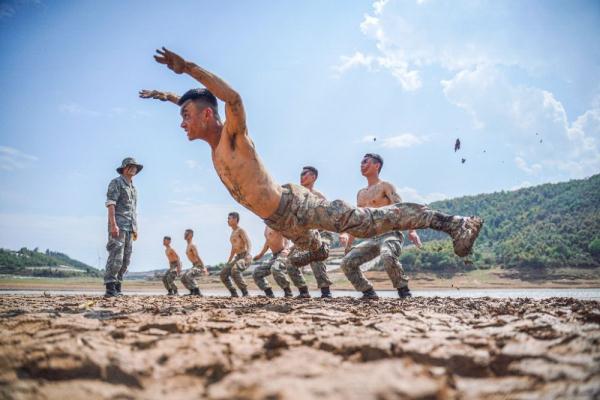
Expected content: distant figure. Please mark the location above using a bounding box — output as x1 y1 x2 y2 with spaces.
455 138 461 152
252 225 293 298
286 166 333 299
103 157 142 298
139 47 483 268
340 153 422 300
180 229 208 296
461 158 466 164
162 236 181 296
221 212 252 297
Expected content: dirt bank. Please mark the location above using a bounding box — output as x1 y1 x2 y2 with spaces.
1 295 599 399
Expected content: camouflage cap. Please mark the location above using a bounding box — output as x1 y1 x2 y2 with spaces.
116 157 143 174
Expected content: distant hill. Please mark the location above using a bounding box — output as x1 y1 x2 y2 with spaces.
399 174 600 273
0 247 101 277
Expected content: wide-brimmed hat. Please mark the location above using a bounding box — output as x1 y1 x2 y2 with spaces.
116 157 143 174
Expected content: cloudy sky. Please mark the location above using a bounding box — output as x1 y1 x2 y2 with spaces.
0 0 598 270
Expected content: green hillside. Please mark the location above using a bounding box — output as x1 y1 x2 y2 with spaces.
401 174 600 272
0 248 101 277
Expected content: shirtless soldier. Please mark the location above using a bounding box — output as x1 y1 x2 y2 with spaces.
252 225 293 298
139 47 483 270
340 154 422 300
162 236 181 296
180 229 208 296
221 212 252 297
286 166 333 298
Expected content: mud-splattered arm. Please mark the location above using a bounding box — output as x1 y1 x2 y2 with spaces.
138 89 180 105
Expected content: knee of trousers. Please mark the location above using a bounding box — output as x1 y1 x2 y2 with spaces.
340 256 361 274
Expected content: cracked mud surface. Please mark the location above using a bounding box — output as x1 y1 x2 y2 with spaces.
1 295 599 399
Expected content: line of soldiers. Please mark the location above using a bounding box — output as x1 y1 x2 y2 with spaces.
104 154 422 300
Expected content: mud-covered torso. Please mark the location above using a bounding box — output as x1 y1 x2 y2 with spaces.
265 226 287 254
230 227 249 255
212 127 282 219
357 181 399 208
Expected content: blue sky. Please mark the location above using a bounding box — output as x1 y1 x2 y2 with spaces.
0 0 598 270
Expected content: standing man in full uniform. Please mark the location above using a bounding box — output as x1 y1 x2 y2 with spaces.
104 157 142 297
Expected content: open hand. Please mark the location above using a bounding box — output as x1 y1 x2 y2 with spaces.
154 47 186 74
408 230 422 248
139 89 169 101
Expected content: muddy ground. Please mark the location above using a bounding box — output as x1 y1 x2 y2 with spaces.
1 295 599 399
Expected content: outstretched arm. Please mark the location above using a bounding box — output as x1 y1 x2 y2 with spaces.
139 89 180 105
153 47 246 135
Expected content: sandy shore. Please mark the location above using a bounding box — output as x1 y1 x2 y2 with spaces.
1 295 599 399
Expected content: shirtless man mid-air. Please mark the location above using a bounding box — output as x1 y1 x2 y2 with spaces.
340 154 422 300
139 48 483 274
252 225 293 298
221 212 252 297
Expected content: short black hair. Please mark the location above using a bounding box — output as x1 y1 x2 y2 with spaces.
164 236 171 241
185 229 193 236
364 153 384 173
228 212 240 222
302 166 318 178
178 88 218 114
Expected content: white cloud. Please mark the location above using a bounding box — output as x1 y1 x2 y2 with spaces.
332 52 374 77
184 159 200 169
0 146 38 171
515 156 542 175
380 133 425 148
59 103 101 117
509 181 533 191
396 187 447 204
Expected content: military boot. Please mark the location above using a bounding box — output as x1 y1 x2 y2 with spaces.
115 282 123 296
193 288 203 297
361 288 379 300
167 289 174 296
398 286 412 298
320 286 332 298
104 282 118 298
296 286 311 299
230 289 239 298
432 215 483 257
172 287 179 296
241 288 250 297
263 288 275 298
283 287 293 298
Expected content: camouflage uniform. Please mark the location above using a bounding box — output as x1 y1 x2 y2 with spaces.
220 251 251 292
162 260 180 291
252 250 291 291
264 183 462 254
287 231 333 289
181 262 207 290
341 231 407 292
104 175 137 285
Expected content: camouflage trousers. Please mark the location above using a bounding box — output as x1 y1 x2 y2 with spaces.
264 183 450 253
162 261 180 291
341 231 408 292
220 252 251 292
181 263 206 290
287 231 333 289
103 229 133 284
252 250 291 291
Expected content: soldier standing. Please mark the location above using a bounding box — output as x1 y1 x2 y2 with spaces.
103 157 142 297
180 229 208 296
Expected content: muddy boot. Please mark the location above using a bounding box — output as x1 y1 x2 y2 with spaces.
241 288 250 297
230 289 239 298
104 282 118 298
166 289 173 296
193 288 203 297
296 286 311 299
434 215 483 257
172 287 179 296
264 288 275 298
115 282 123 296
283 287 293 298
361 288 379 300
398 286 412 299
320 286 332 298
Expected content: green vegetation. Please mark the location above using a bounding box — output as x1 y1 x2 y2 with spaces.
0 248 100 277
404 174 600 272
